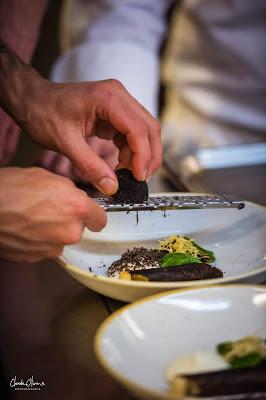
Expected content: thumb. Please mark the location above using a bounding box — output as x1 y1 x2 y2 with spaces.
64 139 118 195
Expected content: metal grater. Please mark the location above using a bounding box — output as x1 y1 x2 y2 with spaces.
94 195 245 212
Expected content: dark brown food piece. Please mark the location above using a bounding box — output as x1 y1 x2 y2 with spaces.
182 363 266 397
132 263 223 281
111 168 148 203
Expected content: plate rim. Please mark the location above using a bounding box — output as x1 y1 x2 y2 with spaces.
93 284 266 400
57 195 266 288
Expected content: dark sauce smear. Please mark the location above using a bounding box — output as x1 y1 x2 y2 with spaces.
132 263 223 281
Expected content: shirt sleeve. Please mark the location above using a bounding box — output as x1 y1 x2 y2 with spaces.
50 0 172 116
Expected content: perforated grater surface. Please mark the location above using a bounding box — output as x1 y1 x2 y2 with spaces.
94 195 245 212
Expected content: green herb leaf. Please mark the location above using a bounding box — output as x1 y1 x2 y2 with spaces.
217 342 232 355
161 253 202 267
231 352 263 369
186 238 216 263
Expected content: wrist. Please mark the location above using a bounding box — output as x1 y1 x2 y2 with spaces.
0 31 37 63
0 41 47 125
14 73 51 128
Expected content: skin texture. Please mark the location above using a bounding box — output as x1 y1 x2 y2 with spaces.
0 167 107 262
0 41 162 262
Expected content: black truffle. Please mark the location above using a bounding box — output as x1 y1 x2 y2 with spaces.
112 168 148 203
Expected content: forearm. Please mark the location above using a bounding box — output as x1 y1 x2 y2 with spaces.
0 0 49 62
0 40 44 124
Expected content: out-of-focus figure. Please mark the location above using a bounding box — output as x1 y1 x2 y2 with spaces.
53 0 266 146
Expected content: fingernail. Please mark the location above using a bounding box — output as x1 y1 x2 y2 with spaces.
98 177 118 195
142 169 148 181
146 174 151 182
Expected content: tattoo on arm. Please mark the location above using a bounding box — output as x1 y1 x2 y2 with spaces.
0 40 29 78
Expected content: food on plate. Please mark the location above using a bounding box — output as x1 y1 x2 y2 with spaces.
107 235 222 281
107 247 167 278
162 253 202 266
169 365 266 397
217 335 266 368
166 350 228 378
159 235 215 263
111 168 148 203
131 264 223 282
167 335 266 397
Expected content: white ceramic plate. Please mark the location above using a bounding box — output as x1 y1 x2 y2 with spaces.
94 285 266 400
59 193 266 302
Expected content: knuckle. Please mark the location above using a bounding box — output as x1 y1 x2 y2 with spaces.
133 123 149 142
137 123 147 135
63 191 88 216
151 120 161 135
75 195 89 217
102 79 124 98
107 78 123 90
60 176 75 187
152 157 162 170
81 160 101 181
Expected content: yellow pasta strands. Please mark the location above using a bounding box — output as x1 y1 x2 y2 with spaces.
159 236 199 257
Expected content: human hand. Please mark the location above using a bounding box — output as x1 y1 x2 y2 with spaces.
0 167 107 262
38 137 119 182
87 136 119 170
0 108 20 165
18 78 162 195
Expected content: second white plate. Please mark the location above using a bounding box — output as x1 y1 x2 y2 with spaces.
94 285 266 400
